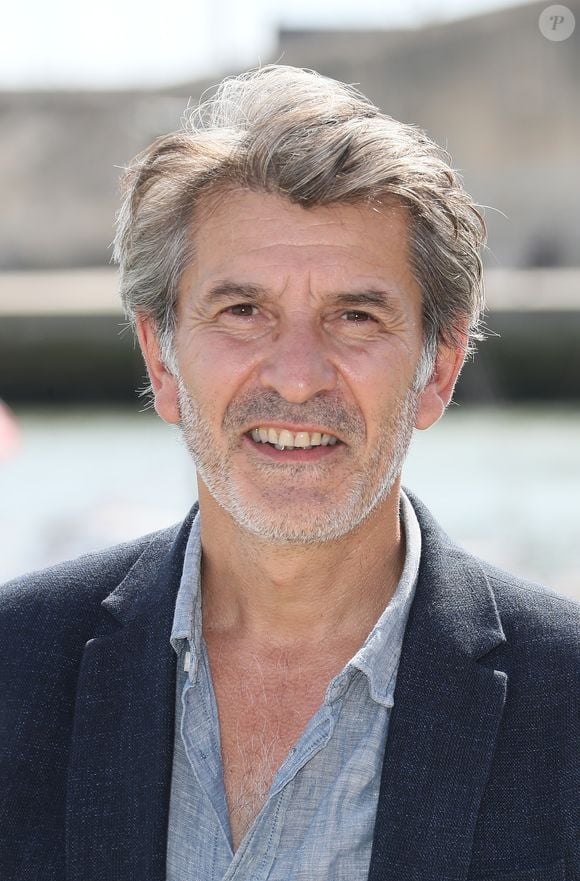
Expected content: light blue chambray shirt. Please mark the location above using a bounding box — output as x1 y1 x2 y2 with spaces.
167 489 422 881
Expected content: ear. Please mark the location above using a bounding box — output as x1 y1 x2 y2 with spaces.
134 313 180 425
415 332 468 431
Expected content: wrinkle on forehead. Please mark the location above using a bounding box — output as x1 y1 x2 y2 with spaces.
179 188 420 322
191 187 407 249
194 201 407 265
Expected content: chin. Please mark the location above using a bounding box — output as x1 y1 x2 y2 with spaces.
220 477 393 546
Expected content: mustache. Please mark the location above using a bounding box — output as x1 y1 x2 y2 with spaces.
222 392 364 439
176 378 418 442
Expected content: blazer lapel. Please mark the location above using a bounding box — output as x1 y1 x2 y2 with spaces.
65 503 198 881
368 490 508 881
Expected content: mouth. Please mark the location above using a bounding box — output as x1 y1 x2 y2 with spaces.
242 431 346 463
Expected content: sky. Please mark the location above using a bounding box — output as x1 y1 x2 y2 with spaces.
2 0 537 89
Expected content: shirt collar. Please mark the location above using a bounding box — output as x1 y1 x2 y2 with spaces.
170 490 421 701
344 489 421 707
170 508 202 679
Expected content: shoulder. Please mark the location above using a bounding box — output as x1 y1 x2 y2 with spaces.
0 523 182 621
466 556 579 695
0 524 182 717
405 486 579 653
477 556 579 643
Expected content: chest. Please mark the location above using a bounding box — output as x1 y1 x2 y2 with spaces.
204 642 335 850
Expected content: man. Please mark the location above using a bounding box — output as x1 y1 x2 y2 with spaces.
0 65 578 881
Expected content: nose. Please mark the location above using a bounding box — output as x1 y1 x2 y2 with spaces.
256 312 338 404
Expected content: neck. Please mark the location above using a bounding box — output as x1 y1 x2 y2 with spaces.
198 481 405 649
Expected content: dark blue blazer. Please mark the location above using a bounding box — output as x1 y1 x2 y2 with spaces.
1 489 578 881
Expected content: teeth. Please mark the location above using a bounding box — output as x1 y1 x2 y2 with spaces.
248 426 338 448
278 430 294 449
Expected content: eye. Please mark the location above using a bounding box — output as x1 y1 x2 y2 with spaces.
224 303 258 317
341 310 375 323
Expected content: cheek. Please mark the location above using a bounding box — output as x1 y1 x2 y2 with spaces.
348 353 418 428
338 343 414 400
181 335 258 400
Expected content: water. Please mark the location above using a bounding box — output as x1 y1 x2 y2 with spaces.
1 404 578 601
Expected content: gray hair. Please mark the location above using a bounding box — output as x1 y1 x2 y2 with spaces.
113 64 488 393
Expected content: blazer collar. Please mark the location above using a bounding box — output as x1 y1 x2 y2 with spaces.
100 501 199 626
367 488 508 881
65 502 198 881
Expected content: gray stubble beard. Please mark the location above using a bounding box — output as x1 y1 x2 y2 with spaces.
175 375 419 546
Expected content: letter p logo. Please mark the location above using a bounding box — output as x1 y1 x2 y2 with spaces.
539 5 576 40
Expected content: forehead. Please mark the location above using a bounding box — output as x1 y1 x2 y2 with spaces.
181 187 419 302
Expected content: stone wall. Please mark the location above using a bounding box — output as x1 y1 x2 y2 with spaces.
0 1 578 271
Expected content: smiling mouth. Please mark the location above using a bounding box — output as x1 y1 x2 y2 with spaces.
243 432 345 462
245 425 343 448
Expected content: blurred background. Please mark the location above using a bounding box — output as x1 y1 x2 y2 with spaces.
0 0 578 599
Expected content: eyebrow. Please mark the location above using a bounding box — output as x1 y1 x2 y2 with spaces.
200 280 404 318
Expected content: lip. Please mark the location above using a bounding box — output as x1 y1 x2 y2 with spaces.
242 433 346 463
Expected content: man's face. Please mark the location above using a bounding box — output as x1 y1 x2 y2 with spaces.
163 189 428 544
